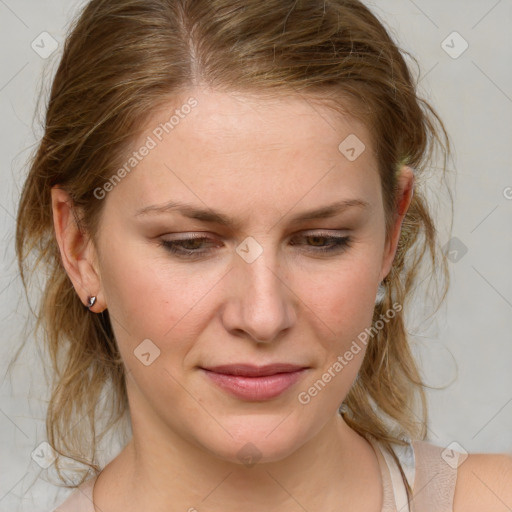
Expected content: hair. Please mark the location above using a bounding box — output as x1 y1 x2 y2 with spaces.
14 0 453 502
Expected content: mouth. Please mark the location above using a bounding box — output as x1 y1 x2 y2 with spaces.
200 364 309 401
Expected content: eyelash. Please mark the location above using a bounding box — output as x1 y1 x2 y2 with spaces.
159 233 352 259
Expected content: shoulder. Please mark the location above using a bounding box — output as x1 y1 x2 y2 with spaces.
408 440 512 512
53 475 97 512
453 451 512 512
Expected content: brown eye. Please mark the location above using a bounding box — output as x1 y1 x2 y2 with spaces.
290 233 352 253
159 236 218 258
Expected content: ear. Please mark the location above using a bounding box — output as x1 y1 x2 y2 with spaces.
50 186 106 312
378 165 415 282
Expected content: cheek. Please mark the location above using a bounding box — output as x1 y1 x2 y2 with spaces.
296 258 381 340
293 266 378 405
99 240 227 368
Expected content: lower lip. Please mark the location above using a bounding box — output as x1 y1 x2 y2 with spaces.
201 369 307 401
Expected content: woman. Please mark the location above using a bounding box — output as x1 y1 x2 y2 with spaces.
14 0 512 510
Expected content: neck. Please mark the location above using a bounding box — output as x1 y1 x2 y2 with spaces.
97 410 382 512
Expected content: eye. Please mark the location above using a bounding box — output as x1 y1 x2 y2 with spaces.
290 233 352 254
159 232 352 260
159 235 218 258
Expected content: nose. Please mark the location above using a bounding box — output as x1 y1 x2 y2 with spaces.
220 240 296 344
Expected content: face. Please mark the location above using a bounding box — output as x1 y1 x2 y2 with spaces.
52 87 412 465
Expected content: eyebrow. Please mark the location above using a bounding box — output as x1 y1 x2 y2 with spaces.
134 198 370 227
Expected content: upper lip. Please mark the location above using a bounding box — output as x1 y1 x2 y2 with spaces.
201 364 307 377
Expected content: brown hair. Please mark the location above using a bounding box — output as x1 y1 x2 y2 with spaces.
14 0 452 500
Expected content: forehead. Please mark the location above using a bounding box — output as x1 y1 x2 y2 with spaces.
153 88 371 152
105 87 379 220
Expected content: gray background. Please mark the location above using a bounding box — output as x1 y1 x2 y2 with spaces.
0 0 511 510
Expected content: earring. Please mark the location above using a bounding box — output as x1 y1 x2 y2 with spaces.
86 296 97 309
375 282 386 305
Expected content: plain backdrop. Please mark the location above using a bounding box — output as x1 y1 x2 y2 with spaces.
0 0 511 510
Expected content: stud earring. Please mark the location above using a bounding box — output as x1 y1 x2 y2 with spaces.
86 296 97 309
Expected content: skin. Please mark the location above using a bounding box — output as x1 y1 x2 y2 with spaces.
51 86 512 512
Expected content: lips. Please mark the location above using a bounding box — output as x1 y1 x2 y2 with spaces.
200 363 308 401
202 363 307 377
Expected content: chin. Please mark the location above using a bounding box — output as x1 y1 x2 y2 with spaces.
190 413 313 467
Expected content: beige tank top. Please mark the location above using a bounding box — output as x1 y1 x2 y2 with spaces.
54 438 461 511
